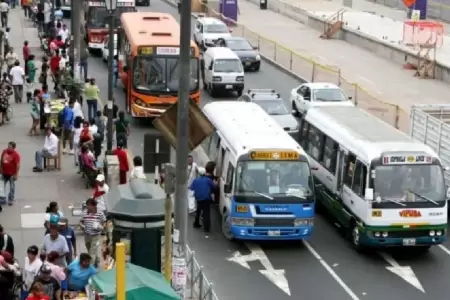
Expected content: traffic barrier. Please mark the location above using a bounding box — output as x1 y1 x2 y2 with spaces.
198 2 410 133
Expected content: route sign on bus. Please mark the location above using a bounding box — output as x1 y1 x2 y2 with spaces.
382 155 432 165
250 151 299 160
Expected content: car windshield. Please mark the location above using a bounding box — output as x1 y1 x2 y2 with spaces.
312 88 347 102
226 39 253 51
235 161 313 201
374 165 446 205
205 24 229 33
87 7 135 28
213 59 243 73
255 99 289 115
133 56 199 94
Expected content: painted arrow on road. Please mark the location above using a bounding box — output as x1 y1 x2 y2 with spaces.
227 244 291 296
379 252 425 293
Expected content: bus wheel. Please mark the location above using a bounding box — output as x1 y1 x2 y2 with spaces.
222 210 234 241
350 222 364 252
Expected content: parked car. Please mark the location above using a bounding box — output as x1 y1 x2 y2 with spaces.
215 37 260 71
238 89 299 136
102 33 118 62
290 82 353 117
194 17 231 50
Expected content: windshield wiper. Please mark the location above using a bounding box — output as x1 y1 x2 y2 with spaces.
409 190 439 205
380 197 406 207
254 191 273 200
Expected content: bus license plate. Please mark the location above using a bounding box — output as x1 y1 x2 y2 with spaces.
225 85 233 89
245 62 251 66
268 230 280 236
403 238 416 246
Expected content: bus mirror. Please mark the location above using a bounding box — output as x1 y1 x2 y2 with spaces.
224 184 231 193
208 64 213 70
445 166 450 171
365 188 374 201
446 187 450 200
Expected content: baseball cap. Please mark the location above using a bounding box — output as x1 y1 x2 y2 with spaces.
198 167 206 175
58 217 68 225
96 174 105 182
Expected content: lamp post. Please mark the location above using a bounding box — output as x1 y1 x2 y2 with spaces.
105 0 118 153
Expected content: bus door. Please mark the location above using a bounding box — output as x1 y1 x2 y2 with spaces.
221 151 234 213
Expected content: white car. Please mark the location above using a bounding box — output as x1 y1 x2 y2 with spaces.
290 82 354 117
102 34 118 62
194 17 231 50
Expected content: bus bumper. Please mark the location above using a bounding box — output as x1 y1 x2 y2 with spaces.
230 225 313 240
360 235 447 247
88 42 104 49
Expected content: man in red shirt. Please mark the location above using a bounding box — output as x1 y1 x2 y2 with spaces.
112 142 129 184
0 141 20 208
50 52 60 75
23 41 30 74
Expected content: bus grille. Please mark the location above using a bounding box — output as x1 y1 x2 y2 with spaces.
254 218 295 227
386 230 431 238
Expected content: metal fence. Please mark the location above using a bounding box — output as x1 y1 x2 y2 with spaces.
201 5 411 132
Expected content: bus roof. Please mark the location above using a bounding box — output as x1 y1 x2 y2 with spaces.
120 12 196 48
202 101 306 159
305 106 438 162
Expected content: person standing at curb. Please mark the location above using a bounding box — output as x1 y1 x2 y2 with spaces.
0 141 19 207
84 78 100 121
5 47 18 75
0 0 8 28
10 60 25 103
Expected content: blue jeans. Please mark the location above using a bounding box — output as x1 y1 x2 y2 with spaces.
0 175 15 204
35 150 52 170
114 72 118 87
87 99 98 121
79 59 88 81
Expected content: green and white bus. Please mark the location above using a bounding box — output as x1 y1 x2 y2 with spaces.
299 106 448 251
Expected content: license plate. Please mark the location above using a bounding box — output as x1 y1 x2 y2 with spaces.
403 238 416 246
268 230 280 236
225 85 233 89
245 62 251 66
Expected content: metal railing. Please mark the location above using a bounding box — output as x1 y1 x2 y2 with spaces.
199 4 410 133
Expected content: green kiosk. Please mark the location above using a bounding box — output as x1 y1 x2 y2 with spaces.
106 179 168 272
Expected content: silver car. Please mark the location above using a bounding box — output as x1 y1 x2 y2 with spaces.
238 89 299 136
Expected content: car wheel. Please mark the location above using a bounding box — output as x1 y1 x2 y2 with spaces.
349 221 365 252
254 65 260 71
222 210 234 241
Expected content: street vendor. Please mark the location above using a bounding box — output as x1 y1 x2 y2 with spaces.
67 253 97 292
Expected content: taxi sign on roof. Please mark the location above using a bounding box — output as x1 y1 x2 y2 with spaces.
250 151 299 160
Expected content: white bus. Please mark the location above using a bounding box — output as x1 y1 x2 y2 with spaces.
299 106 447 251
200 101 315 241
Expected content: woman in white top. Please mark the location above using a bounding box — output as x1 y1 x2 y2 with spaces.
23 246 43 290
72 116 83 166
72 100 84 119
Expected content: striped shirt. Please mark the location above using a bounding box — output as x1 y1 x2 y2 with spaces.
81 211 106 236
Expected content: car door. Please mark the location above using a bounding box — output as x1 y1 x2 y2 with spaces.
295 86 310 113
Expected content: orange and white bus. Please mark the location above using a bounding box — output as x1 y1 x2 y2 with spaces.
118 12 201 118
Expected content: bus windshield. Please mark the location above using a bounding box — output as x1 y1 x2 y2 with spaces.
87 7 135 28
374 164 446 205
234 160 313 202
133 56 199 94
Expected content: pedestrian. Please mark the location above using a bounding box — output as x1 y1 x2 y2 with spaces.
57 218 76 265
33 127 59 173
3 27 9 56
84 78 100 121
43 0 51 34
113 55 118 87
114 111 129 149
40 56 49 87
26 282 50 300
0 82 10 125
79 198 106 268
61 100 74 154
59 24 69 43
190 167 216 233
22 0 31 18
0 225 14 257
29 90 41 135
45 251 66 284
187 154 198 187
10 61 25 103
0 0 8 28
36 3 45 34
130 155 146 180
26 54 37 83
5 46 18 75
92 174 108 214
23 245 43 291
0 141 20 206
41 224 69 268
32 264 61 300
79 48 89 82
66 253 97 292
23 41 30 73
112 141 129 184
44 201 64 234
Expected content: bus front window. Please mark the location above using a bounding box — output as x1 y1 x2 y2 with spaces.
235 161 313 202
133 56 199 94
374 164 446 205
87 7 134 28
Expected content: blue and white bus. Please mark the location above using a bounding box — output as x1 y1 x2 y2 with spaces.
200 101 315 240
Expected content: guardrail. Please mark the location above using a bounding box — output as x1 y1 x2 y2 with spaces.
197 3 410 133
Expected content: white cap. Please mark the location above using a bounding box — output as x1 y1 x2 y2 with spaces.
198 167 206 175
96 174 105 182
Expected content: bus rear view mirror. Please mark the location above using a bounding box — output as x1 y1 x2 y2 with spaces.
311 166 319 171
365 188 374 201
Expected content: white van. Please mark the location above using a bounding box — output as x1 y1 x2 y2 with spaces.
202 47 244 97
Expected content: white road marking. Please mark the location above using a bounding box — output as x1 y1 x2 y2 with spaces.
438 244 450 256
227 244 291 296
302 241 361 300
379 252 425 293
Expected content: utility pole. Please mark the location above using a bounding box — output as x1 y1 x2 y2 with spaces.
71 0 81 81
69 0 75 78
163 163 175 282
106 13 115 153
172 0 192 297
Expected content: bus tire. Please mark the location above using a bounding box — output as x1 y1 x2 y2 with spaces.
222 210 234 241
349 220 365 252
237 89 243 97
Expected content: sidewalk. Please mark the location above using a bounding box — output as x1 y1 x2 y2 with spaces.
2 9 89 265
229 0 450 112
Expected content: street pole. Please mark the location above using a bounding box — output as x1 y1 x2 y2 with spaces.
163 163 175 282
173 0 192 297
106 12 115 153
69 0 76 78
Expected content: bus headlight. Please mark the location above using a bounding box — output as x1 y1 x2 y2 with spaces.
374 232 381 237
294 218 313 226
382 232 388 237
429 230 436 236
436 230 443 236
212 76 222 82
256 54 261 60
231 218 254 226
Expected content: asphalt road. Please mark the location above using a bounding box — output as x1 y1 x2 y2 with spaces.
82 1 450 300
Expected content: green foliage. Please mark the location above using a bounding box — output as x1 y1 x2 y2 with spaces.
61 71 84 99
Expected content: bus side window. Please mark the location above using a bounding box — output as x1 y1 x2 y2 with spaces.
351 161 367 196
216 146 225 177
225 162 235 193
321 136 338 174
209 132 220 162
343 153 356 187
306 125 324 161
299 119 309 149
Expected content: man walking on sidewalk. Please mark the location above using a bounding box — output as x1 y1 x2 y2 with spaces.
10 61 24 103
80 198 106 268
0 0 8 28
0 141 20 206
